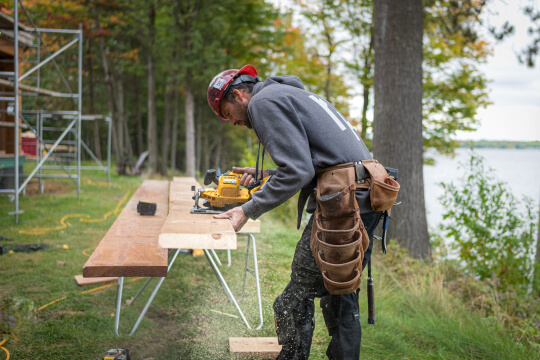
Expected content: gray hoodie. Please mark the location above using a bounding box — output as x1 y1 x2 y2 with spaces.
241 75 372 220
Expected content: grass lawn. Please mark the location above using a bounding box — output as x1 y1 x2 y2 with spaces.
0 167 536 359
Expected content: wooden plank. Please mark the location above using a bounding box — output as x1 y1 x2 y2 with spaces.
74 275 117 286
229 337 281 359
172 176 198 184
159 177 260 249
0 121 29 129
0 78 65 97
83 180 169 278
159 214 237 249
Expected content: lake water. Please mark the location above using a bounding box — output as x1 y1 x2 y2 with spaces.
423 148 540 231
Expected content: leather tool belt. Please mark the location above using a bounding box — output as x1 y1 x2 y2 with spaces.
310 160 400 295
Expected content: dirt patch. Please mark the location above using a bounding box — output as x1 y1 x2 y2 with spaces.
24 181 71 196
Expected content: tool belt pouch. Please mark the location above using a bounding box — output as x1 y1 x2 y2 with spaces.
310 165 370 295
362 160 400 212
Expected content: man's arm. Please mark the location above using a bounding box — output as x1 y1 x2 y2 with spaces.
241 96 316 220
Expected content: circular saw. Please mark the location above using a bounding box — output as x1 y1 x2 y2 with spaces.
191 169 270 214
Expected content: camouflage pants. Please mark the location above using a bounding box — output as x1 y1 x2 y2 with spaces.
274 210 380 360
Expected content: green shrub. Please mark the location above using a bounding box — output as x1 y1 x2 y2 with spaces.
439 153 538 291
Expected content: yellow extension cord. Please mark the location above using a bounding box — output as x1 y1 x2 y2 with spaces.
32 178 139 312
19 179 130 235
0 339 9 360
2 178 143 357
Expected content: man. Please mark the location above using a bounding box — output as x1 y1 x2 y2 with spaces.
208 64 380 359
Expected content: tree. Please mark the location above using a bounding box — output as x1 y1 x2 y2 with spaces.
520 5 540 67
337 0 373 144
423 0 492 155
373 0 430 258
146 0 158 175
295 0 354 115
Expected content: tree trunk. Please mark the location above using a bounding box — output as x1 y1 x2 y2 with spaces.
323 20 333 101
202 119 210 172
170 78 179 170
361 32 374 141
134 74 144 155
115 67 125 161
373 0 430 258
146 1 158 175
170 9 180 171
98 36 121 164
361 83 370 141
123 109 133 160
185 80 196 177
195 100 202 173
161 78 172 174
87 38 101 160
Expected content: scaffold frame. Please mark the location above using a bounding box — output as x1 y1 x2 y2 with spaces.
0 0 111 223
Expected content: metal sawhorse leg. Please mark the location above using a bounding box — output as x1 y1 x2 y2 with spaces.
209 249 231 267
204 233 263 330
114 249 181 336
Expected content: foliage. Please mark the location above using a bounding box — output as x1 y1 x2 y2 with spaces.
293 0 356 117
439 153 538 291
520 5 540 67
423 0 492 154
0 169 538 358
384 241 540 348
292 0 492 155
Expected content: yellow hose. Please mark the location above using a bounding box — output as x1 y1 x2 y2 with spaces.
0 339 9 360
18 189 130 235
38 277 145 312
19 214 89 235
82 246 97 257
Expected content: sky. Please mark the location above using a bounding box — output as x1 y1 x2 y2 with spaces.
270 0 540 142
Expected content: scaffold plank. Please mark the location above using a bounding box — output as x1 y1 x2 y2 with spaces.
0 78 64 97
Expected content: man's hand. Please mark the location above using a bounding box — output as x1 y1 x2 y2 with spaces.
232 167 270 187
213 206 249 232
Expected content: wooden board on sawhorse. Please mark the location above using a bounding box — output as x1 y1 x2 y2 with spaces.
83 179 169 278
159 177 260 250
229 337 282 359
81 179 171 336
161 177 264 330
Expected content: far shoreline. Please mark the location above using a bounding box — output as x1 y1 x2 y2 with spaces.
456 140 540 149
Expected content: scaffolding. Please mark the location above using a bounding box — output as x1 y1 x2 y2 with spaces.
0 1 111 223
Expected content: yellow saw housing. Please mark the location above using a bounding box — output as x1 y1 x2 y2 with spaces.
199 171 269 209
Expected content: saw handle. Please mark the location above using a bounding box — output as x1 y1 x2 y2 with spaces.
203 169 220 186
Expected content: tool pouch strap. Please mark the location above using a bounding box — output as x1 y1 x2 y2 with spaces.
361 160 400 212
310 164 370 295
